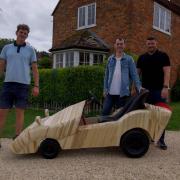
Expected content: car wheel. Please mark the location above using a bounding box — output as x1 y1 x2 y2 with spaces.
39 138 60 159
120 129 150 158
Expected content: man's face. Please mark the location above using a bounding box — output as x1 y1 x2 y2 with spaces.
146 40 157 53
114 39 125 53
16 29 28 42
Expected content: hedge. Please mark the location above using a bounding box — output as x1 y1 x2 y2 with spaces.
171 78 180 102
29 66 105 106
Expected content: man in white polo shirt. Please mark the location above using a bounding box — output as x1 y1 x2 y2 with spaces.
102 38 142 116
0 24 39 148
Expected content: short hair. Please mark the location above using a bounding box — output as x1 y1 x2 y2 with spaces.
116 38 125 43
16 24 30 33
146 36 156 41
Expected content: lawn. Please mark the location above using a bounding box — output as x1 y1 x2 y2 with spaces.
166 102 180 130
1 102 180 138
2 108 45 138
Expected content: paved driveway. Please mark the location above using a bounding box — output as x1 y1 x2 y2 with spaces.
0 131 180 180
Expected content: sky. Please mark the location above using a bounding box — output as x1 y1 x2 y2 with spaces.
0 0 59 52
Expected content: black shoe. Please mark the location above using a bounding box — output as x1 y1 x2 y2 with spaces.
157 141 167 150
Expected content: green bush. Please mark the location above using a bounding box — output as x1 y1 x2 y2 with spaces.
171 78 180 102
38 56 52 69
30 66 104 106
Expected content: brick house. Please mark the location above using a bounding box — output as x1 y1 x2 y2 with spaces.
50 0 180 84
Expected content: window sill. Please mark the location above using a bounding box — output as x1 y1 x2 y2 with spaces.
77 24 96 30
153 26 171 36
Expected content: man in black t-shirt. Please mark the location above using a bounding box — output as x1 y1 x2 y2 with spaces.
137 37 171 150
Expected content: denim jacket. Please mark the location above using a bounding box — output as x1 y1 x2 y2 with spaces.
104 53 141 97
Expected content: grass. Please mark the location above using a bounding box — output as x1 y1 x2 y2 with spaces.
2 108 45 138
1 102 180 138
166 102 180 130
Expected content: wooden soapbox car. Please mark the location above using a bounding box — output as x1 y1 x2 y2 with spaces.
11 90 172 159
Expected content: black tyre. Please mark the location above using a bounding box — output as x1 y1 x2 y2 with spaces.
120 129 150 158
39 138 60 159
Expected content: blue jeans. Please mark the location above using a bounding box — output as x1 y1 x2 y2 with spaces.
102 94 128 116
146 89 166 143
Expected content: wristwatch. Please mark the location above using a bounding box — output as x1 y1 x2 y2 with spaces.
163 85 170 90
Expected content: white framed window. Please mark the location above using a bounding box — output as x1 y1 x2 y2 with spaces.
65 52 74 67
79 52 90 65
56 53 63 68
93 54 104 65
153 2 171 35
78 3 96 30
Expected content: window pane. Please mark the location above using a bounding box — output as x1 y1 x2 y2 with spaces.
93 54 104 65
160 8 165 30
165 11 171 32
65 53 69 67
88 4 95 25
91 4 95 24
88 5 92 25
93 54 98 64
79 52 89 65
79 52 84 65
79 7 85 27
65 52 74 67
153 4 159 27
99 55 103 64
85 53 89 65
70 52 74 66
56 54 63 68
60 54 63 67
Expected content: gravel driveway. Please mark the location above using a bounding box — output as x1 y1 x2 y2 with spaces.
0 131 180 180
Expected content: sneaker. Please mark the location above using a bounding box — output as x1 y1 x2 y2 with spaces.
157 141 167 150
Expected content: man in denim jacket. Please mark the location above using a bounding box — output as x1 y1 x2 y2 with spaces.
102 38 142 116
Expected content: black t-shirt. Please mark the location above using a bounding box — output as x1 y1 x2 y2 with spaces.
137 50 170 90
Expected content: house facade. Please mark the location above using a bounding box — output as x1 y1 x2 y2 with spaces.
50 0 180 84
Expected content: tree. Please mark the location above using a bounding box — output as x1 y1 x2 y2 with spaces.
38 56 52 69
0 38 14 52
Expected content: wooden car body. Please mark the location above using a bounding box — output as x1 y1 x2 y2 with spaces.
11 100 171 155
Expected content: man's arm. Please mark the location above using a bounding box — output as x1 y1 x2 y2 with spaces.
31 62 39 96
0 59 5 78
129 58 142 92
161 66 171 99
163 66 171 87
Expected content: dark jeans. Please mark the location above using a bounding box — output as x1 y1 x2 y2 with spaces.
146 89 166 143
102 94 128 116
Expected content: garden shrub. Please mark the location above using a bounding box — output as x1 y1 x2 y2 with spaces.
171 78 180 102
30 66 104 106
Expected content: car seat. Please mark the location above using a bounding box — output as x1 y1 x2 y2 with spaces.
99 89 150 123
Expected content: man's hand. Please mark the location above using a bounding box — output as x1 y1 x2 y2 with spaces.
103 91 108 98
161 87 169 99
32 86 39 97
139 87 146 93
131 87 137 96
